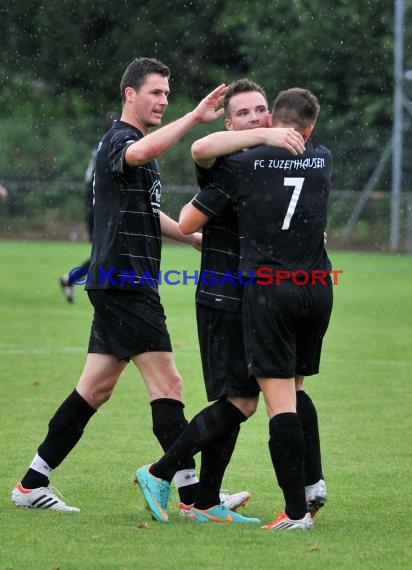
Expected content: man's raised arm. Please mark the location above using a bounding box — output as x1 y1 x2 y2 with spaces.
191 127 305 169
126 84 227 166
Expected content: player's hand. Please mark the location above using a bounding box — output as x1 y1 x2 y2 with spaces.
191 84 226 124
265 128 305 155
190 232 202 251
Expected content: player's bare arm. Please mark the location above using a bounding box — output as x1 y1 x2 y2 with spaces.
125 84 226 166
160 211 202 249
179 203 211 235
191 127 305 169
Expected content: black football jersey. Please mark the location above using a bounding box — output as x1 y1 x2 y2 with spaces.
211 141 332 276
192 164 242 311
86 120 162 290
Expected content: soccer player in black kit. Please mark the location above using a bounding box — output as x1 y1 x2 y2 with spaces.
137 88 332 530
11 58 229 513
135 84 308 525
204 87 333 530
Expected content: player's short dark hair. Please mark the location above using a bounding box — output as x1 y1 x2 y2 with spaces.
223 78 267 118
120 58 170 103
272 88 320 129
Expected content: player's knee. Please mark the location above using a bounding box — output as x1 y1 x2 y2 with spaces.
228 396 258 418
152 374 184 400
166 378 184 400
82 386 113 409
243 398 259 418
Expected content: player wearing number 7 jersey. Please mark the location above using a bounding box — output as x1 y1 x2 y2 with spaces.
189 88 333 530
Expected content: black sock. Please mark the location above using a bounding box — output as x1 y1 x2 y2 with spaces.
194 426 240 510
151 399 246 482
175 482 198 506
150 398 197 504
151 398 189 453
21 469 49 490
21 390 96 489
268 412 306 520
296 390 323 485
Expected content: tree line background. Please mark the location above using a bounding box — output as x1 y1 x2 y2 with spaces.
1 0 411 244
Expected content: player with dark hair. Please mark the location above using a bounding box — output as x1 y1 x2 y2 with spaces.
137 87 332 530
11 57 230 513
187 87 328 519
195 87 332 530
135 80 306 524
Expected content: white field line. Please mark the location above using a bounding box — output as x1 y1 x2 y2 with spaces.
0 345 84 355
0 345 410 367
322 357 410 367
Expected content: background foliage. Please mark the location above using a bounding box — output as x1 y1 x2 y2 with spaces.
0 1 412 247
1 1 412 187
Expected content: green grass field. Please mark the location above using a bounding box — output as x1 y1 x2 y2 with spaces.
1 240 411 570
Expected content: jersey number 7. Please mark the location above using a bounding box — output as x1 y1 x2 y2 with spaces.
281 177 305 230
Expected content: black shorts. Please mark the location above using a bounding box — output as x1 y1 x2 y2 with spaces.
243 277 333 378
196 303 260 401
87 288 172 361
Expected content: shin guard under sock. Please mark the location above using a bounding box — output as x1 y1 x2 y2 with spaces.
194 426 241 510
21 390 96 488
152 399 246 483
268 412 306 520
296 390 324 485
150 398 194 467
150 398 198 503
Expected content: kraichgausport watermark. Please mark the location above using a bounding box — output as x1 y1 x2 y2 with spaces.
68 266 343 287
